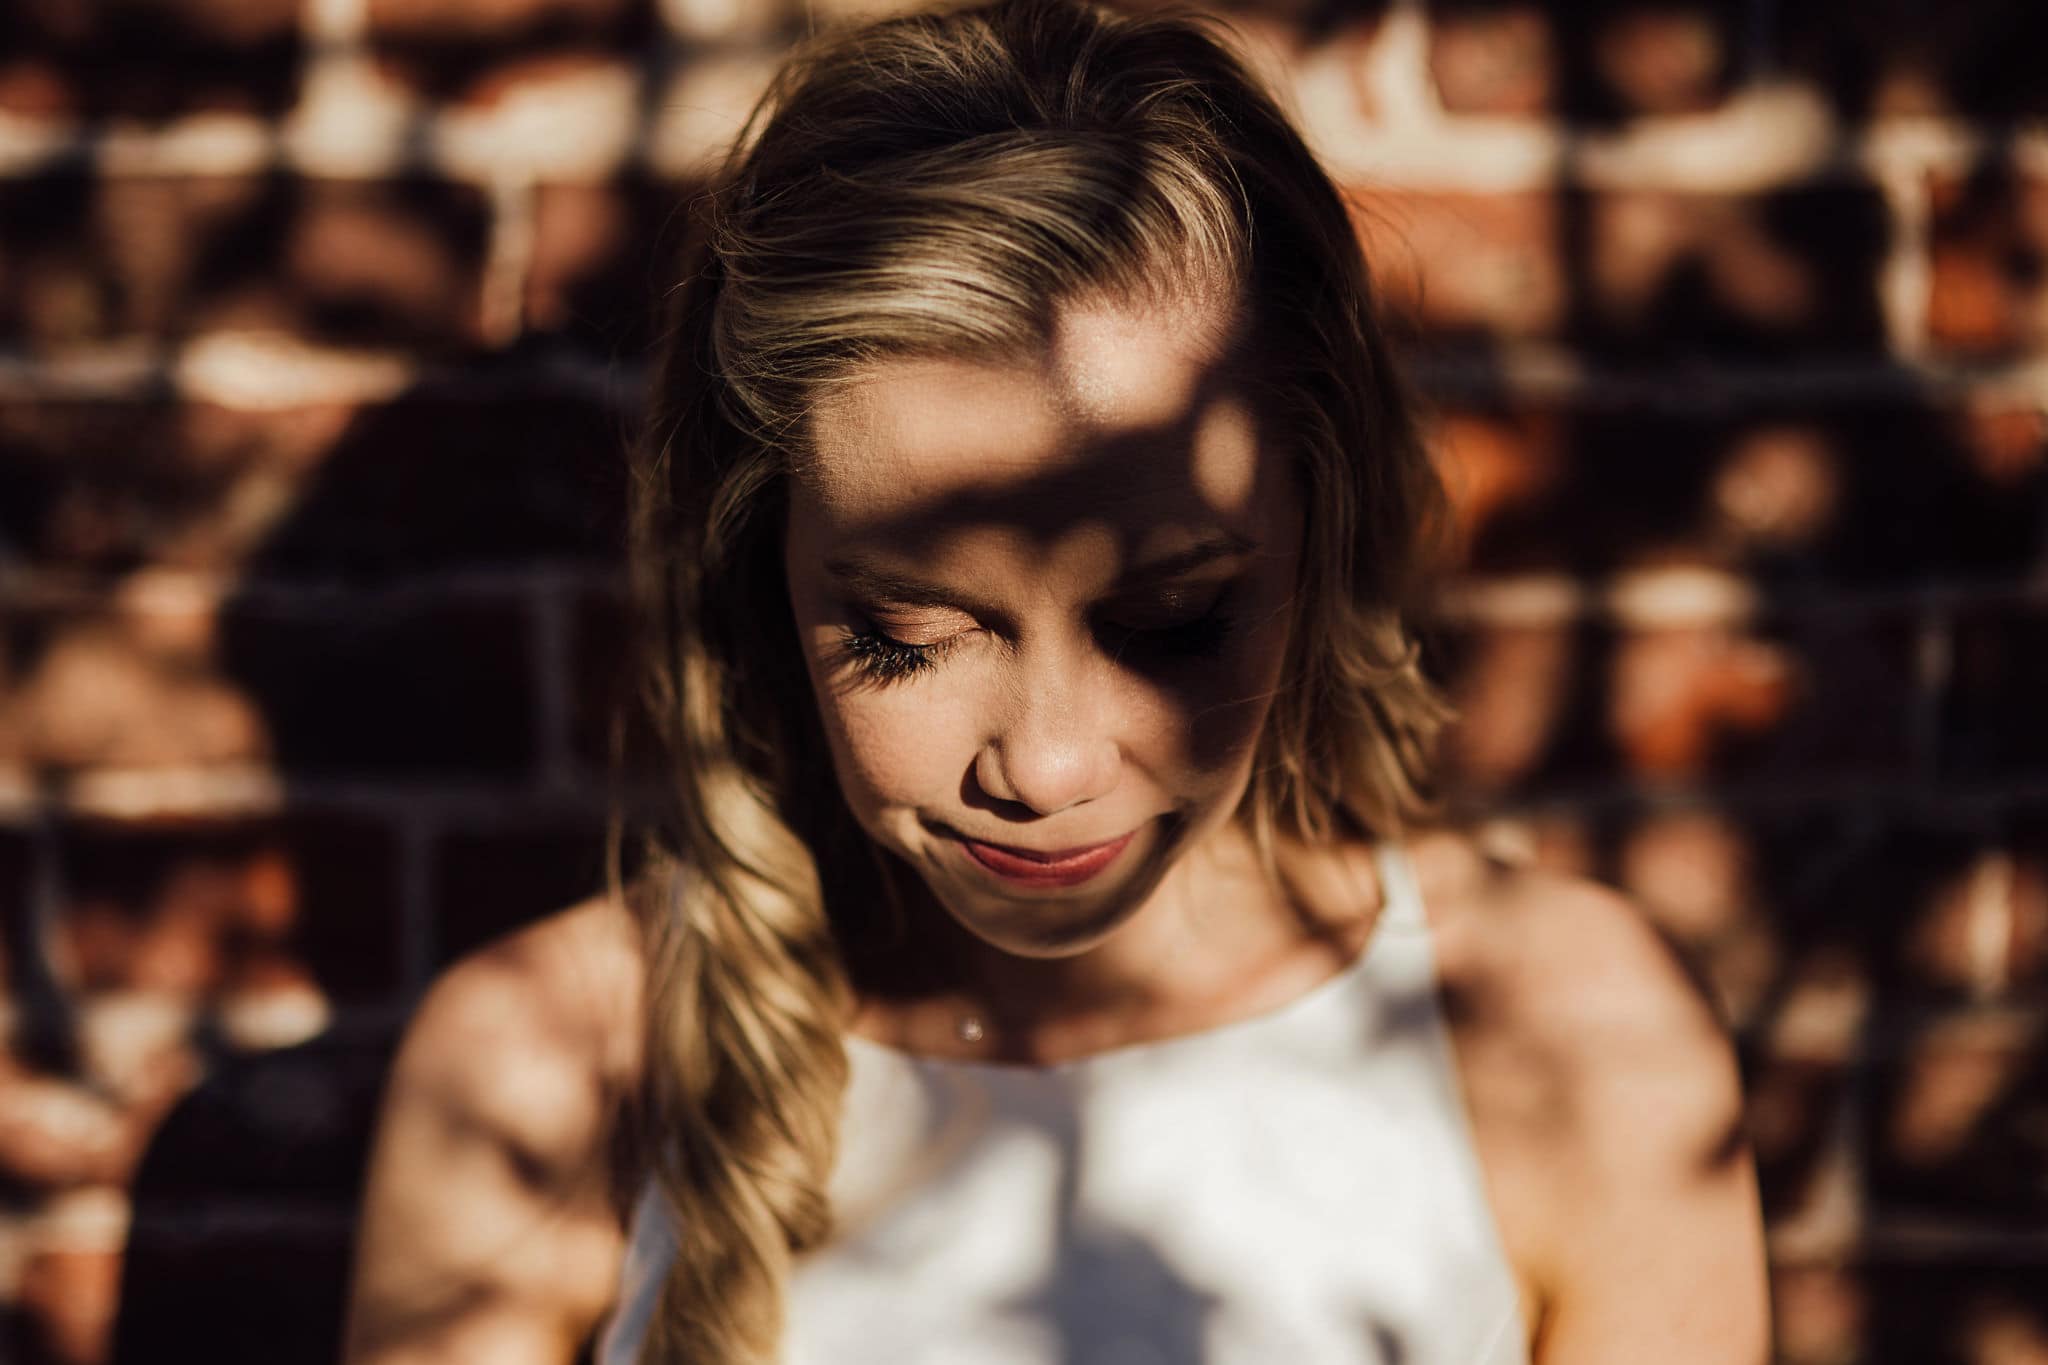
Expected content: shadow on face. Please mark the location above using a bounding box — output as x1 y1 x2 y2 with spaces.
779 289 1310 961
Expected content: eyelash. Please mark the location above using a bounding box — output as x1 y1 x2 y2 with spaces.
836 594 1237 687
837 627 948 684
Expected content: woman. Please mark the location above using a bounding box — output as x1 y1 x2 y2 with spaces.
342 0 1771 1361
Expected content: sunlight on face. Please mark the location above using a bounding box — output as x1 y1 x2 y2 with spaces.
783 290 1303 959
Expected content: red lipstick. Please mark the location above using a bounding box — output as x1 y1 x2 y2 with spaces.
956 831 1136 888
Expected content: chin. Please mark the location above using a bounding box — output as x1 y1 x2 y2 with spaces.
927 834 1179 956
941 891 1142 959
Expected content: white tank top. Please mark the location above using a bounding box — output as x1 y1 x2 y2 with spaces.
597 842 1528 1365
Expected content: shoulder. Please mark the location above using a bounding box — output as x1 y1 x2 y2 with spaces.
421 894 646 1089
410 892 653 1227
1412 829 1747 1166
1409 832 1770 1359
344 895 646 1363
1418 832 1730 1064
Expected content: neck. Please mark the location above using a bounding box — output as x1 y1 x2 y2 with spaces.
845 821 1368 1064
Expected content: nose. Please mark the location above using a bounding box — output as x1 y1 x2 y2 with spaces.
973 666 1122 817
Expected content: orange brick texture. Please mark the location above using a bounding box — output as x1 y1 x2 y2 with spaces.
1 0 2046 1362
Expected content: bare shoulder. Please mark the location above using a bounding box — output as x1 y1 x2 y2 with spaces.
463 894 645 1087
394 895 644 1177
1417 832 1730 1061
1406 831 1770 1362
343 896 645 1364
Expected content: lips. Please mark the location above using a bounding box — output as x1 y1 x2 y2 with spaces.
954 830 1137 888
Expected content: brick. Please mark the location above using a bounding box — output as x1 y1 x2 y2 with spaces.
0 401 352 573
1428 0 1744 121
569 580 636 780
367 0 648 41
367 0 656 103
1725 404 2046 582
1426 406 1568 573
108 1028 399 1362
1522 807 1999 1036
234 388 628 582
1425 401 2048 584
0 174 491 353
1427 2 1556 116
74 996 201 1118
431 817 609 965
3 590 544 780
526 177 695 355
1776 0 2048 120
0 0 302 120
13 1242 121 1365
0 1062 141 1190
652 50 788 176
1895 845 2036 1004
1616 612 1917 781
1748 814 2001 1011
1429 616 1577 798
1431 608 1918 792
1351 190 1565 346
1745 1053 1852 1230
0 604 269 772
0 174 107 349
109 1225 363 1365
1609 807 1768 1003
1580 1 1742 119
2009 812 2048 998
1860 1263 2048 1365
53 815 402 1003
1943 601 2048 783
659 0 798 41
0 827 28 1004
1867 1009 2048 1224
1772 1263 1865 1365
1354 182 1889 359
1570 183 1890 360
126 1038 396 1202
216 595 538 780
1928 165 2048 359
0 384 624 581
108 1231 359 1362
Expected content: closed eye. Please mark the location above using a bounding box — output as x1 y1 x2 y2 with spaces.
836 626 946 686
1096 583 1238 664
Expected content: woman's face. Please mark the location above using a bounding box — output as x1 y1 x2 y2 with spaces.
783 290 1304 959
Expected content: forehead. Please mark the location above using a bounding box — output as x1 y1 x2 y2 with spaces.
794 291 1273 544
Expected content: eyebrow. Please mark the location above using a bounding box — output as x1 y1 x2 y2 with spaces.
822 531 1260 612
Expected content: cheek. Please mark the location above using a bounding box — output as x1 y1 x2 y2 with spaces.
1128 610 1291 787
809 682 968 825
1189 641 1287 778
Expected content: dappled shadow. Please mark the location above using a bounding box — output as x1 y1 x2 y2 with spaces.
1388 68 2048 1359
109 1029 399 1365
10 2 2046 1363
83 354 634 1360
811 941 1464 1364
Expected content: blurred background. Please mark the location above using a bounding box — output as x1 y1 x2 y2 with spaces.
0 0 2044 1360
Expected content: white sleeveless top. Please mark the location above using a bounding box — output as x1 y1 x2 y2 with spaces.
597 843 1528 1365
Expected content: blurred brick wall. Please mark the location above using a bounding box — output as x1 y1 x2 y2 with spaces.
1 0 2045 1361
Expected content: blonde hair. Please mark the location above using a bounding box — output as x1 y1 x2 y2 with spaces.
614 0 1451 1359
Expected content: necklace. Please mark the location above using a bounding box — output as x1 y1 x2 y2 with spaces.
953 1013 987 1044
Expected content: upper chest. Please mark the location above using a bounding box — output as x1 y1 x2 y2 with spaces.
770 949 1529 1365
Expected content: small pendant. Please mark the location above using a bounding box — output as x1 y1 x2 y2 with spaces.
954 1014 986 1044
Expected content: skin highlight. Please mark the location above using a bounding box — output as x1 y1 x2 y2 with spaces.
339 5 1771 1362
782 290 1322 1056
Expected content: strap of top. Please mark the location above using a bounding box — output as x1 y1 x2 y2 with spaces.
1371 838 1427 933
